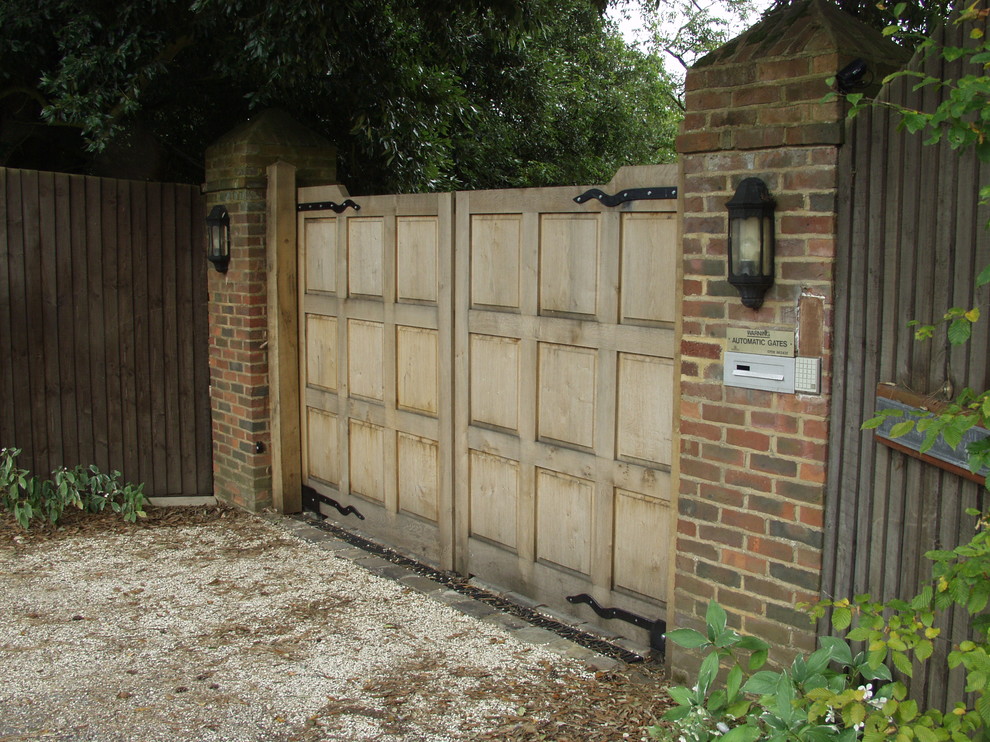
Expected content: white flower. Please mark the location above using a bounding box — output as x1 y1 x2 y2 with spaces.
825 708 836 723
857 684 874 701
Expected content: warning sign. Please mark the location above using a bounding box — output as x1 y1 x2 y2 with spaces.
726 328 795 358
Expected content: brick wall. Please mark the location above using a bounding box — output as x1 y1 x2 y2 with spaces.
671 0 906 677
204 110 337 511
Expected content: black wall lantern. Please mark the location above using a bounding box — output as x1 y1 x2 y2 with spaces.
726 177 775 310
205 204 231 273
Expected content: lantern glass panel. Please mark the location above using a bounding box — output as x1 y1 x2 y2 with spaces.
208 224 223 259
731 215 763 277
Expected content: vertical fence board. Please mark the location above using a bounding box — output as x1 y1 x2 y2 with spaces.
69 175 93 467
0 170 12 448
0 167 212 497
161 185 182 493
146 182 167 489
191 197 212 493
23 171 51 473
174 186 198 494
54 173 77 469
87 176 110 471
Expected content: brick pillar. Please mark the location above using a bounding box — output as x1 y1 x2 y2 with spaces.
671 0 906 677
203 110 337 511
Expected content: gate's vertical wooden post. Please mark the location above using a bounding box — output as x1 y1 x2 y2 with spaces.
267 161 301 513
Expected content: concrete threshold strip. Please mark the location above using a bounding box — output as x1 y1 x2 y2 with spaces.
276 512 657 670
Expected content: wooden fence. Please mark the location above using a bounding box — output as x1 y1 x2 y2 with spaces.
0 167 213 497
825 19 990 707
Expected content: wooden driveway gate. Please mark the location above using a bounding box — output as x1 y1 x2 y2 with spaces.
293 166 679 647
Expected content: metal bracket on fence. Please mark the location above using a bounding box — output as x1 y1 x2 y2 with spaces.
297 199 361 213
573 187 677 207
301 486 366 520
566 593 666 654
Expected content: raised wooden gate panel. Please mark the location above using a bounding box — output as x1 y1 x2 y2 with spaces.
453 171 678 641
298 187 455 567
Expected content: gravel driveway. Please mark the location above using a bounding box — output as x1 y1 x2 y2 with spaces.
0 506 669 741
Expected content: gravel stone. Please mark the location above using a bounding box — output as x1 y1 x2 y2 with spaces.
0 507 670 740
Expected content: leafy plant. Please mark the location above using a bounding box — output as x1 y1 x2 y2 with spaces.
652 508 990 742
0 447 147 529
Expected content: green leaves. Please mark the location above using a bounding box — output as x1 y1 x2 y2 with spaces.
0 448 146 529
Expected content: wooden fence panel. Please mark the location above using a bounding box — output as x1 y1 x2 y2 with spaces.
0 167 212 497
826 21 990 708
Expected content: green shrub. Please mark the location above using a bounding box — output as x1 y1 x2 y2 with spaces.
0 447 147 529
651 509 990 742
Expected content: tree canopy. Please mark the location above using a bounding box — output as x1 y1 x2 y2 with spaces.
0 0 681 193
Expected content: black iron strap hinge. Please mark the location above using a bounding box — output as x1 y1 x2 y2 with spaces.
301 486 365 520
297 199 361 213
567 593 666 654
573 187 677 207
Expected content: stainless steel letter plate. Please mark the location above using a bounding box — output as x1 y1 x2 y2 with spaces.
725 351 796 393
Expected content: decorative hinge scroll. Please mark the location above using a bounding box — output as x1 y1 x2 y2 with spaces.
301 486 366 520
297 199 361 213
573 187 677 207
566 593 666 654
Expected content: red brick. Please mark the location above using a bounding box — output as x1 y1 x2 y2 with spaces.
750 454 798 478
751 411 799 434
758 104 811 126
748 536 794 561
780 260 833 281
677 130 722 154
720 508 767 535
678 537 720 561
707 64 759 88
726 468 773 493
758 57 813 80
723 549 769 575
726 429 771 452
732 85 781 107
799 462 827 483
802 419 828 440
798 506 824 528
774 479 822 504
701 404 746 427
746 494 796 520
681 457 724 484
733 126 782 150
683 299 727 319
681 420 723 442
681 381 724 402
699 483 746 508
780 214 836 235
702 443 747 467
681 340 723 361
725 386 774 408
776 437 826 460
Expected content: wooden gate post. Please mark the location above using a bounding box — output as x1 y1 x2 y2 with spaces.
267 161 301 513
204 110 336 512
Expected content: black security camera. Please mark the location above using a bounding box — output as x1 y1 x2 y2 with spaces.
836 58 870 93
